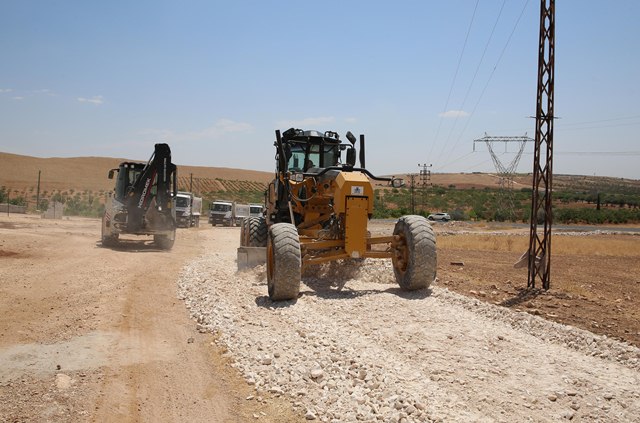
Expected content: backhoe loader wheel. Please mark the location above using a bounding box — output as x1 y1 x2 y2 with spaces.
154 231 176 250
247 217 268 247
267 223 301 301
101 212 119 247
392 215 437 290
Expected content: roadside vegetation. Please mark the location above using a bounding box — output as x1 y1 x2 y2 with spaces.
5 175 639 224
372 183 640 224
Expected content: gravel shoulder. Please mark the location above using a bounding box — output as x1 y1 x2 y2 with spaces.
179 224 640 422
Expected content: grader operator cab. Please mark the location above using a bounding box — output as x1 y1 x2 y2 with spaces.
101 143 177 249
239 128 437 301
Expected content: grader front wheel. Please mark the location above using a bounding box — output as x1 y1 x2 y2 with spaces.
267 223 301 301
392 215 437 290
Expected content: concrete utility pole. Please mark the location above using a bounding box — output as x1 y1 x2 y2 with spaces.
36 170 41 211
408 174 417 214
528 0 556 289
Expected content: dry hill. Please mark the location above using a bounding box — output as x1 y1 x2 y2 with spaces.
0 152 273 194
1 152 638 202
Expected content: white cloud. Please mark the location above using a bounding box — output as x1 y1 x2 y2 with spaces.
438 110 469 118
138 128 176 139
139 118 253 143
0 88 12 93
33 88 55 96
77 95 104 105
276 116 335 128
214 118 253 133
344 117 357 123
12 96 24 101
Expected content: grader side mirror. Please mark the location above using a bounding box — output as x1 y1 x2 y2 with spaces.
390 178 404 188
346 131 357 145
108 169 116 179
346 147 357 167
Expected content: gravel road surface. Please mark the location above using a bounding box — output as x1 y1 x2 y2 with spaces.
179 227 640 422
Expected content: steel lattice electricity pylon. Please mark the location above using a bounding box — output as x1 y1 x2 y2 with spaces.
528 0 555 289
473 134 533 221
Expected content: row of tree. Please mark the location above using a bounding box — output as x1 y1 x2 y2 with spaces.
373 186 640 224
4 183 639 224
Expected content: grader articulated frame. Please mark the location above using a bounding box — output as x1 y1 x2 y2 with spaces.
239 128 437 301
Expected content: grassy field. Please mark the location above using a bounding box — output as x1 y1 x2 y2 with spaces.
436 228 640 347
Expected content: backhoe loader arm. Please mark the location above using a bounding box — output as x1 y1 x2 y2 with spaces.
125 143 177 231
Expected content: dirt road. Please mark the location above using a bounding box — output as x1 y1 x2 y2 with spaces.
2 215 640 422
0 215 301 422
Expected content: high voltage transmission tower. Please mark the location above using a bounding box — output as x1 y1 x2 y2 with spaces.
527 0 556 290
473 134 533 220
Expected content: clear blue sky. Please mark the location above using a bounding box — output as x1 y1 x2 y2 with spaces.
1 1 639 179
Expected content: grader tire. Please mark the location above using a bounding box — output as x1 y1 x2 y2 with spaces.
247 217 268 247
267 223 301 301
392 215 437 290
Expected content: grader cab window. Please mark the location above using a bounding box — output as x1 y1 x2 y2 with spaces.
287 141 341 172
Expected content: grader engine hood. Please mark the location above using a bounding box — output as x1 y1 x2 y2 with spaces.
332 171 374 215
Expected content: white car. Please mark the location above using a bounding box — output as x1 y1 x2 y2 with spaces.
427 212 451 222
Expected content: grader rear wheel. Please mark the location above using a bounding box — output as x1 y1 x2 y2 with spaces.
246 217 268 247
267 223 301 301
392 215 437 290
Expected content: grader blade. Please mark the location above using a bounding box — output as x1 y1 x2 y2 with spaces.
237 246 266 270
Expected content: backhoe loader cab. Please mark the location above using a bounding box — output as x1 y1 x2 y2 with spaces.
101 143 177 250
239 128 437 301
110 162 146 202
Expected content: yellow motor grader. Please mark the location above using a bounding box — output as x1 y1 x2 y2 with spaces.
239 128 437 301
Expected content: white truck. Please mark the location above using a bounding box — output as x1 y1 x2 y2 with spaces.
249 204 264 218
234 203 251 226
208 201 256 226
175 191 202 228
209 200 234 226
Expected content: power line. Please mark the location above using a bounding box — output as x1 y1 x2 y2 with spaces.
437 0 508 165
555 114 640 127
435 151 475 170
555 121 640 132
496 115 640 134
453 0 532 148
428 0 480 160
524 151 640 156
